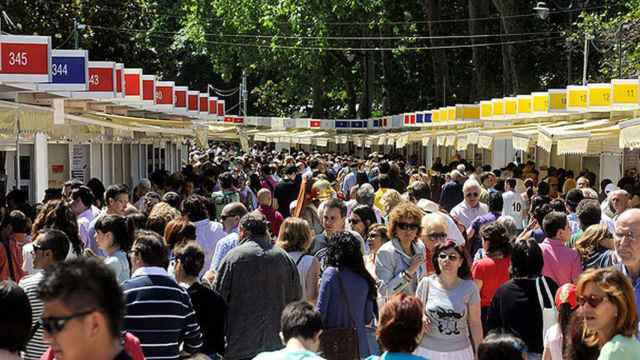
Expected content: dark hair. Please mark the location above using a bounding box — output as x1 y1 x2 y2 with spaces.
0 281 32 352
510 239 544 278
407 181 430 202
538 181 550 196
32 200 83 256
379 174 393 189
550 199 567 213
377 293 423 353
378 161 391 174
533 202 553 226
488 191 503 212
95 214 134 252
576 199 601 230
132 230 168 268
351 205 377 236
506 178 517 189
126 212 148 231
563 312 600 360
64 179 83 190
432 241 471 279
324 197 347 218
164 218 197 250
146 216 168 236
104 184 128 204
86 178 105 206
558 302 575 353
36 228 71 262
37 257 125 338
543 211 568 238
239 213 268 236
477 331 527 360
182 195 209 222
280 301 323 342
480 172 493 184
71 186 96 209
162 192 182 209
218 171 234 189
1 210 28 233
325 231 377 301
565 189 585 211
173 242 204 278
480 222 512 256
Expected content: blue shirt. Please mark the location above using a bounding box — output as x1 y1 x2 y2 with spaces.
469 211 500 258
210 232 239 272
366 352 427 360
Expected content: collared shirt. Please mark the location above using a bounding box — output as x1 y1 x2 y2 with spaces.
450 201 489 229
341 171 358 195
539 238 582 286
77 207 97 252
193 219 226 278
210 232 239 272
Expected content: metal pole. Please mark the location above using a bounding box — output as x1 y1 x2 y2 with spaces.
73 19 79 49
618 24 624 78
14 113 19 190
242 70 248 117
582 33 589 85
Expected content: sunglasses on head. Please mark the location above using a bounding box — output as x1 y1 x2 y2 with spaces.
577 294 607 308
39 309 96 335
397 222 420 231
465 192 479 198
438 253 460 261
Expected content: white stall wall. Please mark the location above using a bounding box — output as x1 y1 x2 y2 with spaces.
600 153 622 185
48 143 70 189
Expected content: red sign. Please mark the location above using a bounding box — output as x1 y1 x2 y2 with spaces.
142 79 154 101
88 67 114 92
188 94 198 111
51 164 64 173
175 91 186 107
115 68 122 92
0 43 48 75
199 97 208 112
410 114 416 124
155 86 173 105
234 117 244 124
310 120 321 128
404 114 409 124
224 116 234 123
124 74 140 96
209 99 217 114
217 102 225 116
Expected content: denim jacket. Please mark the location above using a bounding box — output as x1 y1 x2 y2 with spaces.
375 238 425 302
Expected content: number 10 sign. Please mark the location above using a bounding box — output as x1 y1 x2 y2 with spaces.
0 35 52 82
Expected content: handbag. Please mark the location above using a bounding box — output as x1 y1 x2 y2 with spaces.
319 272 361 360
536 276 558 340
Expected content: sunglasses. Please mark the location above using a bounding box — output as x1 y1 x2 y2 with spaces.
465 192 479 198
438 253 460 261
577 294 608 308
31 243 51 255
349 218 361 225
39 309 96 335
397 222 420 231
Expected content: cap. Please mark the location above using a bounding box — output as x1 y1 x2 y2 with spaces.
555 283 577 310
605 183 618 194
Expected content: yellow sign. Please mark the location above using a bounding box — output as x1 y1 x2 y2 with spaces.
588 84 611 107
505 97 517 115
455 106 464 120
549 90 567 111
432 109 440 122
492 99 505 116
463 106 480 119
480 101 493 118
567 86 588 109
612 79 639 104
532 92 549 112
447 107 456 121
517 96 532 113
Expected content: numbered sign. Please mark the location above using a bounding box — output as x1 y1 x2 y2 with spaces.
567 85 588 111
548 89 567 112
588 83 612 109
174 86 188 115
460 105 479 120
115 63 124 97
124 68 142 99
532 92 549 113
217 100 225 116
38 49 88 91
199 94 209 113
447 107 456 122
82 61 116 98
505 97 517 115
141 75 155 104
187 91 199 114
480 101 493 119
0 35 51 82
209 97 218 115
517 95 532 114
611 79 639 106
431 109 440 122
492 99 505 116
154 81 174 110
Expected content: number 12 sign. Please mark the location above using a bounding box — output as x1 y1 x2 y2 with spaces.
0 35 52 82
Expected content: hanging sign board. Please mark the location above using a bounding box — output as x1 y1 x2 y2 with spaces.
209 97 218 116
124 68 143 100
504 97 517 116
480 101 493 119
567 85 588 111
173 86 188 115
587 83 612 109
199 94 209 119
431 109 440 122
492 99 505 117
0 35 52 82
71 61 115 98
154 81 174 111
187 90 199 115
38 49 88 91
141 74 156 105
532 92 549 113
517 95 532 114
611 79 639 107
548 89 567 112
217 100 225 116
115 63 124 98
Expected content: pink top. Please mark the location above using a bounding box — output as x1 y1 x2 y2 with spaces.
539 238 582 286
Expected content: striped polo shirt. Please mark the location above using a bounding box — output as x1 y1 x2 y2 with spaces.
19 271 47 360
122 267 203 360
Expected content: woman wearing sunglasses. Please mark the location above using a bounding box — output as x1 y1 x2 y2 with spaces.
349 205 378 242
414 241 482 360
364 224 390 280
575 268 640 359
376 202 426 303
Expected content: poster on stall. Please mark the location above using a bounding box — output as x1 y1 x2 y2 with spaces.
71 144 89 183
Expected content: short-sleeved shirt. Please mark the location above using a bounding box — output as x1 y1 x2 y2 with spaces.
416 275 480 352
598 335 640 360
104 250 130 284
472 256 511 307
502 191 526 229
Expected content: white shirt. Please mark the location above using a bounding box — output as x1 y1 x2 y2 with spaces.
193 218 226 277
450 201 489 229
502 190 526 229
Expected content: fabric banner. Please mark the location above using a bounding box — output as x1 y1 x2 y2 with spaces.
538 133 553 153
446 135 456 147
620 125 640 149
466 132 479 145
512 136 531 152
478 135 493 150
557 137 589 155
436 135 446 147
456 136 467 151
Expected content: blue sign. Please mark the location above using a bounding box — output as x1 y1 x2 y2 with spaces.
335 121 349 128
351 120 364 128
425 112 432 123
373 120 380 127
416 113 424 123
52 56 86 84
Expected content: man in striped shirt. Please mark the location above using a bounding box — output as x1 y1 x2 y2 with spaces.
122 230 203 360
19 229 70 360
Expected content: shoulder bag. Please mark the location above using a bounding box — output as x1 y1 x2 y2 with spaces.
319 272 360 360
536 276 558 341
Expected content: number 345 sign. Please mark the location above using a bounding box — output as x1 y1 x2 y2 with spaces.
0 35 52 83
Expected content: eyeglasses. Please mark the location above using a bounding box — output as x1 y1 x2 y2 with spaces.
220 214 233 221
39 309 96 335
465 192 479 198
614 231 637 242
349 218 361 225
577 294 607 308
426 232 448 241
438 253 460 261
397 222 420 231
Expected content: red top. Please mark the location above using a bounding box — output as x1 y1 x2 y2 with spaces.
472 256 511 307
424 248 435 275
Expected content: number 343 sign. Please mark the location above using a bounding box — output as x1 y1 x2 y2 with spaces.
0 35 52 83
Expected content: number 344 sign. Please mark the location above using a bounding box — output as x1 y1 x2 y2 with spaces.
0 35 52 83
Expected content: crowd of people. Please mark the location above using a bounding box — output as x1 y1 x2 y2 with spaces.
1 142 640 360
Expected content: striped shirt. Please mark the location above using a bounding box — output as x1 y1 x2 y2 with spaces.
122 267 203 360
19 271 47 360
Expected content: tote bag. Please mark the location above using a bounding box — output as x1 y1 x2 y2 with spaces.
536 276 558 340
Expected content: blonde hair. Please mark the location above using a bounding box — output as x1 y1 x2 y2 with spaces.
575 224 611 260
381 189 403 215
387 202 425 240
148 202 181 224
577 268 638 346
276 217 314 252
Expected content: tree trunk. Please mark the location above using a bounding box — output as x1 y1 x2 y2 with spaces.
424 0 449 106
468 0 493 100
